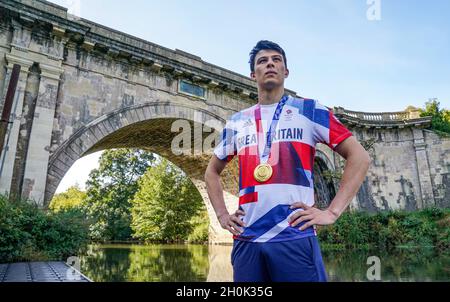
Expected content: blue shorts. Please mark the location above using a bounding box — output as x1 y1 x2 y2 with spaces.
231 235 327 282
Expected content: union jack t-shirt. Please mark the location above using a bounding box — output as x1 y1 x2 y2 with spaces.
214 96 353 242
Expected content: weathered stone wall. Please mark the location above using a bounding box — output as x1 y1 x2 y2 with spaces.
425 130 450 207
316 125 450 213
0 18 10 105
54 45 249 149
361 127 421 211
346 127 450 211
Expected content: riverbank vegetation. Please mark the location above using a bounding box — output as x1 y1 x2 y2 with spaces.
317 207 449 253
1 147 448 263
2 187 448 263
0 194 89 262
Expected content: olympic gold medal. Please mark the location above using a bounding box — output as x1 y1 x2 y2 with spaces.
253 163 273 182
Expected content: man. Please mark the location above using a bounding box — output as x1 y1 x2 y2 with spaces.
205 40 370 282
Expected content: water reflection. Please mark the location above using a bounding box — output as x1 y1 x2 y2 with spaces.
81 244 209 282
79 244 449 282
207 245 233 282
323 248 450 282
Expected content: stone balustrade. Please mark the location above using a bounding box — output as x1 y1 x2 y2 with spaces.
333 107 432 128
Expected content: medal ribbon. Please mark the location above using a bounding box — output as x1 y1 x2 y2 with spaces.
254 95 289 164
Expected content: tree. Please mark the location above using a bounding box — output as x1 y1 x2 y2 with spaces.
131 158 204 243
83 149 155 241
420 99 450 135
0 193 89 262
49 185 86 213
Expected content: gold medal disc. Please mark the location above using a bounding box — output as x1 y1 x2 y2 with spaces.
253 163 273 182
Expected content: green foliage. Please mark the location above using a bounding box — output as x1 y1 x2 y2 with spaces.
82 149 155 242
131 158 204 243
0 147 210 263
0 194 89 263
187 209 209 244
49 185 86 212
420 99 450 135
317 207 450 252
321 170 342 182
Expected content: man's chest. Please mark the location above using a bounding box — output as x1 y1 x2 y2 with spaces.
234 112 315 152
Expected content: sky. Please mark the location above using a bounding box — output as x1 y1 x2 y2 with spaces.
49 0 450 193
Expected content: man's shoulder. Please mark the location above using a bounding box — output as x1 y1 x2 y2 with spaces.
286 95 316 109
229 104 258 122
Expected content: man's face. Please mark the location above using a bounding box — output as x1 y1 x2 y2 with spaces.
251 49 289 90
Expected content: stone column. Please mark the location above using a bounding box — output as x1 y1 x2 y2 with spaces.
412 128 435 207
9 64 40 202
21 63 63 205
0 54 33 195
191 179 236 244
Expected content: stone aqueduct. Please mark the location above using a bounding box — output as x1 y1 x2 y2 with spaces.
0 0 449 244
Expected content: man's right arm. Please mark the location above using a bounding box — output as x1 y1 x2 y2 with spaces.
205 155 245 236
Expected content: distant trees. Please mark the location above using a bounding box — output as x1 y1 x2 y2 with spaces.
49 185 86 213
419 99 450 135
130 158 204 243
48 148 209 244
82 149 156 241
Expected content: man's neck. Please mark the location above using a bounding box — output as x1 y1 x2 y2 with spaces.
257 86 285 106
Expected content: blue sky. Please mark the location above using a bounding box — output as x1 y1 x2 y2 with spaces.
48 0 450 193
49 0 450 112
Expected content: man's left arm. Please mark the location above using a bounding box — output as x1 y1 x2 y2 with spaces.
289 136 371 230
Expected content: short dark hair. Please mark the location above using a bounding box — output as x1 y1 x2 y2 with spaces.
249 40 287 73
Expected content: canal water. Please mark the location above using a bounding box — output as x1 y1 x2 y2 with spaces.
78 244 449 282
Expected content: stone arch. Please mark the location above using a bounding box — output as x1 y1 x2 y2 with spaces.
313 150 337 209
46 100 240 243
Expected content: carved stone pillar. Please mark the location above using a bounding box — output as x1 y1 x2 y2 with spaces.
0 54 32 195
10 18 32 51
191 179 236 244
21 63 63 204
9 64 40 202
412 128 435 207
